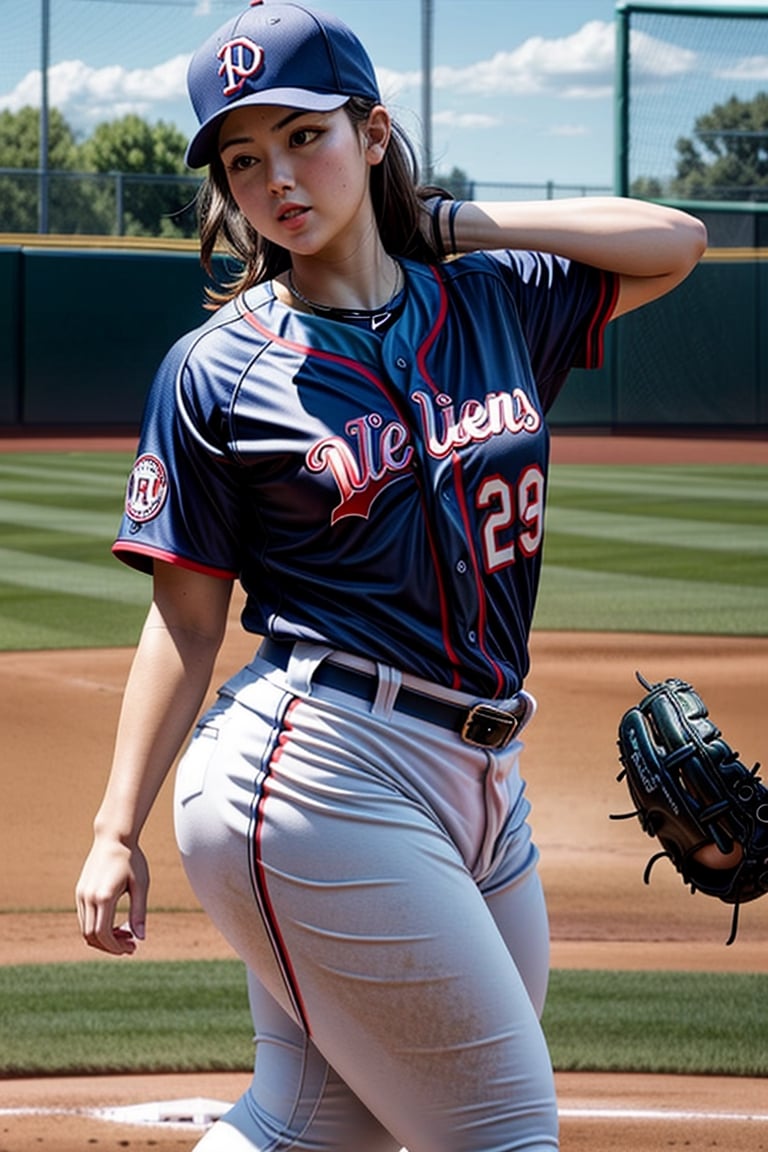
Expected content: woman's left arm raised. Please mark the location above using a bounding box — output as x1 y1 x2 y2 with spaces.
436 196 708 319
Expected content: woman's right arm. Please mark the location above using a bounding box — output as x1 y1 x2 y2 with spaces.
75 561 233 955
424 195 707 318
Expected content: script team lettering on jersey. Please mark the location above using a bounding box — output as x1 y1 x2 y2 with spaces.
306 387 542 525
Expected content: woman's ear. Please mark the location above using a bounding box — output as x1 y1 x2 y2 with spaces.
363 106 391 166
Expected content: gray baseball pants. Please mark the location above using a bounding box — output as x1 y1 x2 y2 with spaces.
174 642 557 1152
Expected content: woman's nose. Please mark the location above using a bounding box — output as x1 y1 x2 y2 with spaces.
266 159 295 196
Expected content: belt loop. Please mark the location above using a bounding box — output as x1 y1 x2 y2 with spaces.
283 641 334 695
517 690 537 732
372 664 401 718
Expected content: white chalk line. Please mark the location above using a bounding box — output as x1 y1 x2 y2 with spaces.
2 1099 768 1129
559 1106 768 1123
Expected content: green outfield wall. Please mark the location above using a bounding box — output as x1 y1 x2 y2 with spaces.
0 240 216 428
0 229 766 433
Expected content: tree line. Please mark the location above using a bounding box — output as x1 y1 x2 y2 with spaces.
0 107 198 236
2 91 767 237
633 92 768 202
0 106 476 238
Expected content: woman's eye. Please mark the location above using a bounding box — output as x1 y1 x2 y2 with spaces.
228 155 258 172
291 128 320 148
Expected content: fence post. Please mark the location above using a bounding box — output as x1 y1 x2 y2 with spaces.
38 0 51 233
114 171 124 236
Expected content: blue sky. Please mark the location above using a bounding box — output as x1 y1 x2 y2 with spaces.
4 1 768 189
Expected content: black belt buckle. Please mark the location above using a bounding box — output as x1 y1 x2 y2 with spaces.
461 703 521 750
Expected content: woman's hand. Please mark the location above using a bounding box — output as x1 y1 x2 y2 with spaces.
76 834 149 955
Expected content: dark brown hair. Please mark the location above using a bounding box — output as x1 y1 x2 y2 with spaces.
197 98 450 308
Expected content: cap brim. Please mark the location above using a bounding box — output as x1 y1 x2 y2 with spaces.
185 89 349 169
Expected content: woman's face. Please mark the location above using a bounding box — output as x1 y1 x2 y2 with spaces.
218 103 388 259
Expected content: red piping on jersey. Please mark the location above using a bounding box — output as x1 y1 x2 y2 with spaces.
409 267 462 688
419 502 461 690
238 294 462 689
238 300 387 392
416 266 450 389
451 451 504 697
112 541 237 579
411 267 503 694
584 271 619 367
250 697 312 1035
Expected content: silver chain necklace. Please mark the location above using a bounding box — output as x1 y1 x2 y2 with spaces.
287 261 403 331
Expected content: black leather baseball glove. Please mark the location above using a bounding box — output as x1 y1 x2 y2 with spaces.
613 672 768 944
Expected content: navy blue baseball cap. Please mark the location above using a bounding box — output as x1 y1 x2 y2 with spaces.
185 0 382 168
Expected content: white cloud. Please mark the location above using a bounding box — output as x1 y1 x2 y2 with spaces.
716 55 768 81
0 18 701 146
376 66 421 104
0 54 191 127
628 29 698 80
381 21 700 102
430 21 616 99
433 110 500 129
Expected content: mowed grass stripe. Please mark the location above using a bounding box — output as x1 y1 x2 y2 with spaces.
545 506 768 554
0 454 132 495
0 531 118 565
534 565 768 634
0 470 127 492
549 467 768 525
0 451 132 474
550 491 767 526
542 462 768 634
543 535 766 588
0 597 145 649
0 547 150 604
0 498 123 538
0 452 147 648
551 463 768 504
541 463 768 635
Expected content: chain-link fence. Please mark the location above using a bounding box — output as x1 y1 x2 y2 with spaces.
0 168 202 237
0 169 612 238
616 2 768 202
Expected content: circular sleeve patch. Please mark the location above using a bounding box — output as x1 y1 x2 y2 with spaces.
125 453 169 523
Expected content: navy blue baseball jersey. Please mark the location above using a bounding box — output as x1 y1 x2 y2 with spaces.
114 251 617 697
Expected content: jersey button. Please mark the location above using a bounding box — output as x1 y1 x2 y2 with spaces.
468 630 477 643
456 560 467 574
395 357 408 369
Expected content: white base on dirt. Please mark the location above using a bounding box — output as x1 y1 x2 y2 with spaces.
95 1097 233 1127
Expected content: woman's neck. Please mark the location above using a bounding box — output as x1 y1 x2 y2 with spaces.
284 243 399 315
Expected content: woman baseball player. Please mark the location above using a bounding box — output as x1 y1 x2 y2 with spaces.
75 3 707 1148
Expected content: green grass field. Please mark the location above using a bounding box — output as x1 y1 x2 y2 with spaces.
0 453 766 649
1 449 766 1080
0 451 148 649
0 961 765 1078
538 464 768 635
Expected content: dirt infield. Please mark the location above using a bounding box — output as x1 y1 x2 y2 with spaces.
1 434 767 1151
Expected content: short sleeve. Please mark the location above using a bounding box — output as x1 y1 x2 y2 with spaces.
112 333 243 578
482 250 618 411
